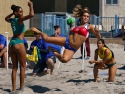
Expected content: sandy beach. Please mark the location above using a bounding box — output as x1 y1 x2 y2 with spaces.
0 42 125 94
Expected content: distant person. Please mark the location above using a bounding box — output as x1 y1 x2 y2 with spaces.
122 18 125 40
0 34 7 68
51 25 65 37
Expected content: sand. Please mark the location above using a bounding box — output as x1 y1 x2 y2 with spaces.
0 43 125 94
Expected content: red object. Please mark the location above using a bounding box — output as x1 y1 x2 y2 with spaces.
72 27 88 37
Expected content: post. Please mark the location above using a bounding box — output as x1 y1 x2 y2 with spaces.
40 14 44 32
111 26 113 38
5 32 9 70
81 42 85 70
115 15 118 34
57 47 65 69
51 15 55 35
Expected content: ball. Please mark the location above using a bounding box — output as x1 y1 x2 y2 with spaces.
67 18 75 26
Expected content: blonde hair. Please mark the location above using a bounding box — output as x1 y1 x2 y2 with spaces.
72 5 90 18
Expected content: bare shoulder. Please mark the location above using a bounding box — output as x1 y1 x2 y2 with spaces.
105 48 111 54
88 24 94 29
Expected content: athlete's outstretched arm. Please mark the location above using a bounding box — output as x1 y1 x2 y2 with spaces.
19 1 34 22
89 25 101 39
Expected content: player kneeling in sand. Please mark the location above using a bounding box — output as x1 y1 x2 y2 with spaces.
89 39 117 82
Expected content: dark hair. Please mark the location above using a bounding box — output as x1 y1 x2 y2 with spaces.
97 39 114 58
54 25 60 30
11 5 21 12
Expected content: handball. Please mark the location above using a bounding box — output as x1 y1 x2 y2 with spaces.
67 18 75 26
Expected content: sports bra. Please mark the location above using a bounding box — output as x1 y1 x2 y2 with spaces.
72 24 89 38
10 18 25 34
98 47 112 60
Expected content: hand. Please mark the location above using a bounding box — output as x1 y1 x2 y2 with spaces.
48 46 53 51
28 1 33 7
103 63 107 68
31 46 34 49
89 60 95 64
48 46 55 52
30 27 41 34
94 26 99 33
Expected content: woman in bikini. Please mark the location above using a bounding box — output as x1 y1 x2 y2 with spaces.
89 39 117 82
30 5 101 63
5 1 34 93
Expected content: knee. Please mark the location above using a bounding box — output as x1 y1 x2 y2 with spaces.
12 67 18 71
94 64 99 70
61 57 69 63
3 52 7 58
46 59 54 65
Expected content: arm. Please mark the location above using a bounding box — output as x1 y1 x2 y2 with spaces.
40 49 50 53
70 31 78 43
93 49 109 64
5 13 14 23
0 36 6 50
18 1 34 22
89 25 101 39
0 44 4 50
89 49 100 64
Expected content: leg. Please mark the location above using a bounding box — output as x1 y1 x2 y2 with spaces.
31 28 66 46
41 32 66 46
46 56 56 75
108 64 117 82
93 64 99 82
13 44 26 89
93 64 107 82
9 46 18 91
32 61 44 75
85 37 90 57
81 44 83 56
51 48 74 63
0 47 7 57
3 51 7 68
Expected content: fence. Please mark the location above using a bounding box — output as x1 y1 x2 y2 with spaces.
30 13 125 38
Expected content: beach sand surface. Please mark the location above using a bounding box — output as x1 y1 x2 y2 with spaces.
0 43 125 94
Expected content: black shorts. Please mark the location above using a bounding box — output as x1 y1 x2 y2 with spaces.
33 61 47 73
33 56 56 74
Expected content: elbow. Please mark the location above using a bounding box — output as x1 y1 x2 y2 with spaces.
5 18 7 22
30 13 34 17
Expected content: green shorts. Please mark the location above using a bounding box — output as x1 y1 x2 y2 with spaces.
9 38 24 47
105 62 116 69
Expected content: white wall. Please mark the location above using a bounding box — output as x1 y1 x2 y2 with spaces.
99 0 125 17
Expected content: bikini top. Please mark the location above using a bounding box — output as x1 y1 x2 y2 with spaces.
72 24 89 38
98 47 112 60
10 18 25 34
